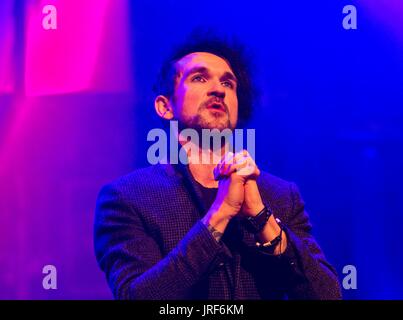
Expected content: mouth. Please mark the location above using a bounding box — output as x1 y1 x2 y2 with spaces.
206 102 226 113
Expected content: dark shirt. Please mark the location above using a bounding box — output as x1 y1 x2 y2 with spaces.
194 180 218 214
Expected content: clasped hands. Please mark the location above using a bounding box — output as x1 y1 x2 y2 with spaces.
211 150 265 220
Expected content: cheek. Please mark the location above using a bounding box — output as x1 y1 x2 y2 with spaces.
172 85 188 116
180 85 204 111
228 93 238 115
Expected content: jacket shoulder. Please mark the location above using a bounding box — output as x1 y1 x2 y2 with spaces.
95 164 185 225
106 163 178 189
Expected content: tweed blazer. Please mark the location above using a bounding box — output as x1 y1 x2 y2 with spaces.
94 163 342 300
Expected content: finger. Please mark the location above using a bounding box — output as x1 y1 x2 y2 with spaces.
220 152 247 178
222 151 235 165
215 155 248 179
236 150 260 177
223 160 249 177
236 156 256 177
222 151 247 175
214 152 234 180
233 151 248 165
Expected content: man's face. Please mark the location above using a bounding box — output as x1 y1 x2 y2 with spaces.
170 52 238 131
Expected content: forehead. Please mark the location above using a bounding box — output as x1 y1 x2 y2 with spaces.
175 52 234 75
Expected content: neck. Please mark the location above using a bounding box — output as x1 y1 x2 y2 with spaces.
189 162 217 188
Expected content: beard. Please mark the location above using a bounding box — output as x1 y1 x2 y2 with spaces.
180 111 231 132
177 100 234 134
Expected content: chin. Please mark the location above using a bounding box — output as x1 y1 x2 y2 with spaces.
199 116 226 129
181 112 233 131
201 113 232 130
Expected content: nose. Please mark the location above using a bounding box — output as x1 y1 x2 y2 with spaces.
207 80 225 99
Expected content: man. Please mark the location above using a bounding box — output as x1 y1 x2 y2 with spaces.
94 35 342 300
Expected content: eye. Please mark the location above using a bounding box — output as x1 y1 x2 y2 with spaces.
191 75 206 83
222 81 234 89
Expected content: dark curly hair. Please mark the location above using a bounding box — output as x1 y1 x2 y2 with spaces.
153 30 255 127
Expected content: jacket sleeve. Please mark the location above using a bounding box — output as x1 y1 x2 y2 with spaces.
267 182 343 300
93 183 231 300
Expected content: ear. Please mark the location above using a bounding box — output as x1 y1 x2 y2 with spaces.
154 95 174 120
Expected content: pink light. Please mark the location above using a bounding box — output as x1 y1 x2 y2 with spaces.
0 0 15 94
25 0 132 96
358 0 403 44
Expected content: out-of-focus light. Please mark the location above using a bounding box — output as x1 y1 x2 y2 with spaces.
0 0 15 94
25 0 132 96
359 0 403 44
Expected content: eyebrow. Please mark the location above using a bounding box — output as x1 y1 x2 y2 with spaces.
184 66 237 83
221 71 237 84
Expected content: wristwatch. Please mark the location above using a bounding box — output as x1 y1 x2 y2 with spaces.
244 203 273 234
